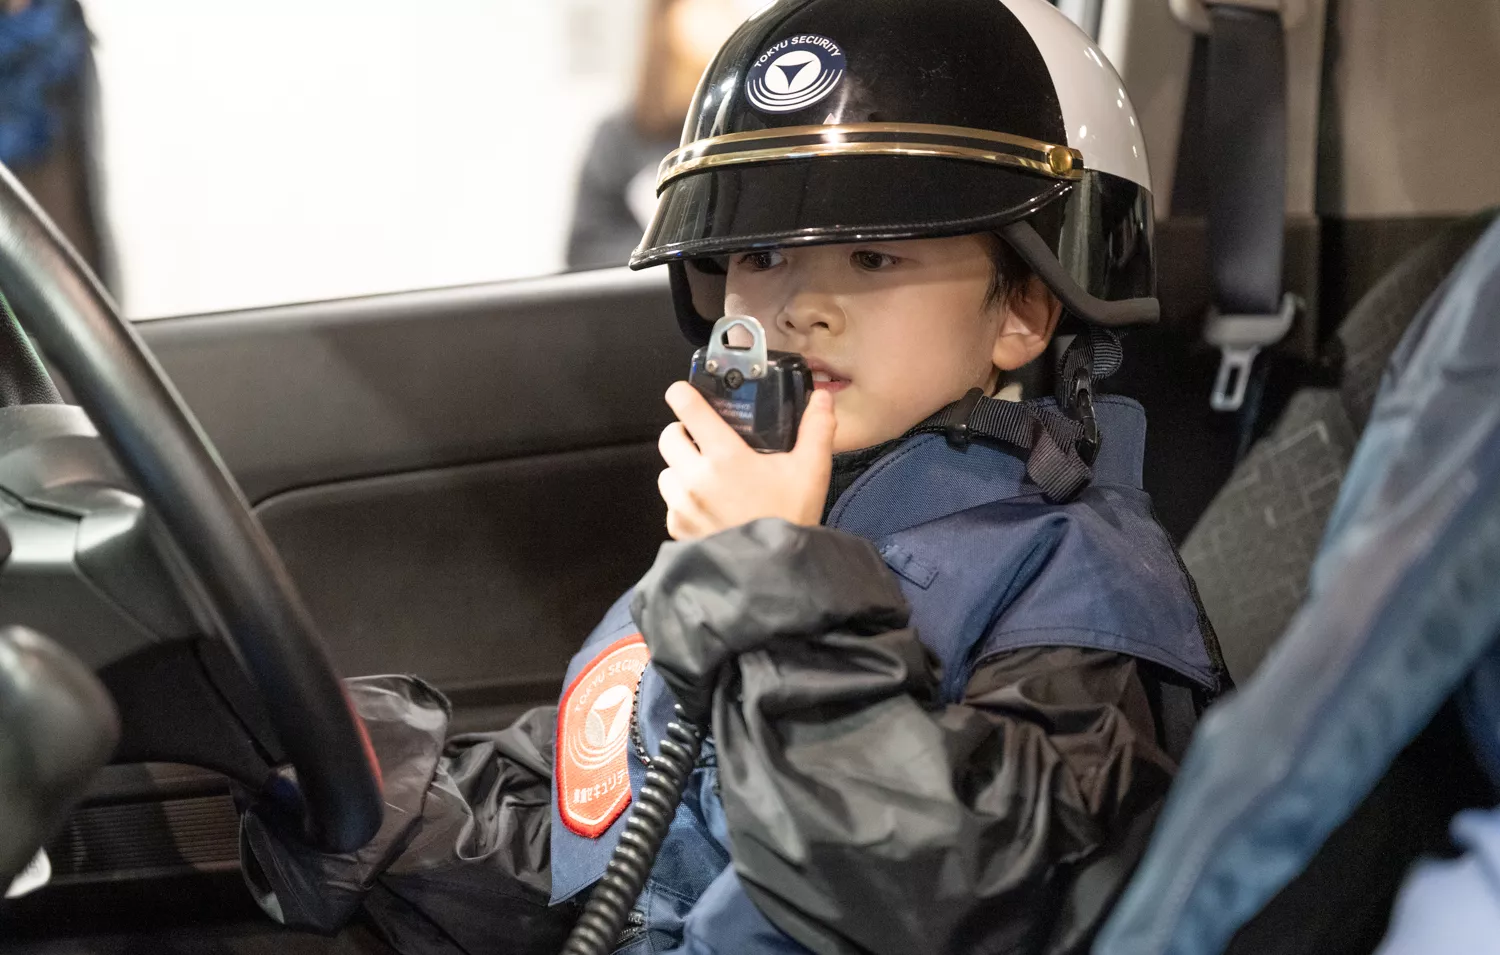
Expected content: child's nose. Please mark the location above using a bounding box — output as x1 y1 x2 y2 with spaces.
776 291 845 339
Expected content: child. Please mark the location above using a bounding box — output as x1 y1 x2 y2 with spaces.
239 1 1225 953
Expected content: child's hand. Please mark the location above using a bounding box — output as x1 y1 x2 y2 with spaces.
657 381 836 541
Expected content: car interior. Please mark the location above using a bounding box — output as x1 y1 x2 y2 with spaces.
2 1 1499 953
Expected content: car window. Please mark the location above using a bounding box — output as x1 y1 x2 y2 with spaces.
85 0 672 319
82 0 1089 320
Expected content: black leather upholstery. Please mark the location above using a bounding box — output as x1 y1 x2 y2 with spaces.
0 626 119 889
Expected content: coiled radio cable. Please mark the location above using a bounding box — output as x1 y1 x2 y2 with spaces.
559 705 704 955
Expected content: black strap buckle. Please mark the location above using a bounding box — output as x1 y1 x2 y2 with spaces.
1067 371 1100 466
944 387 986 448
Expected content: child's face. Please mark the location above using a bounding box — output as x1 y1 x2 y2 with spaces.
724 235 1056 452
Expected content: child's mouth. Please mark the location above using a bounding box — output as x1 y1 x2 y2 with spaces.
810 370 849 394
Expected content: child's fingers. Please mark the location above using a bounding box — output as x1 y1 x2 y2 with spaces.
793 390 837 464
658 422 699 469
657 467 694 512
658 468 708 538
665 508 703 541
665 382 745 458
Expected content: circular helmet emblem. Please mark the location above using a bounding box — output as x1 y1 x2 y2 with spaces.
746 35 847 114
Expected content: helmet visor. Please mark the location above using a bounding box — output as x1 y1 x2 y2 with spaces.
631 152 1068 269
640 158 1156 329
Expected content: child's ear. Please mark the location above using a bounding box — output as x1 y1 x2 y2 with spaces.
991 276 1063 372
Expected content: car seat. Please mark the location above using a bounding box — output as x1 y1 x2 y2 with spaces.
1094 209 1500 955
1181 210 1500 683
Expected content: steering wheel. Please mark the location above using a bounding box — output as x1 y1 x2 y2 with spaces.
0 168 382 853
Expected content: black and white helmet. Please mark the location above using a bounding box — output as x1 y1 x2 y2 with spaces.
628 0 1157 345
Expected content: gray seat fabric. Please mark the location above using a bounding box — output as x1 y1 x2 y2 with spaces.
1181 389 1359 682
1183 210 1499 683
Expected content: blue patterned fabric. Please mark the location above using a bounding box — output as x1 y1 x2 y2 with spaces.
0 0 88 166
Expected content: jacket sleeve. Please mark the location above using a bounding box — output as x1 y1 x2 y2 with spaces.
237 675 580 952
633 519 1181 955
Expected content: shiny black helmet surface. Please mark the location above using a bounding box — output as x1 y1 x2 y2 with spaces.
628 0 1158 345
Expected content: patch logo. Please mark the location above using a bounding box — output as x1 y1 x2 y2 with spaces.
557 633 651 837
746 34 847 114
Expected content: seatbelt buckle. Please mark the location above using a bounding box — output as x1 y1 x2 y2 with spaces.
1204 293 1301 412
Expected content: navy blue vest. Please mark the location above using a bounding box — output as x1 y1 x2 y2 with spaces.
549 396 1218 950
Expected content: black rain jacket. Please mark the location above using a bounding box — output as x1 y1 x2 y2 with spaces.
240 523 1201 955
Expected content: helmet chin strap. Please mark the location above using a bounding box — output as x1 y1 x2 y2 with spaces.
1056 325 1124 399
901 388 1096 503
1055 325 1123 465
905 329 1116 506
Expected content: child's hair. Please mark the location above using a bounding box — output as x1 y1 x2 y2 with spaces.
984 234 1036 310
985 198 1067 311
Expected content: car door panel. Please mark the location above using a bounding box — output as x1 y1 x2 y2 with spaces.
136 267 685 502
136 267 685 721
255 442 665 729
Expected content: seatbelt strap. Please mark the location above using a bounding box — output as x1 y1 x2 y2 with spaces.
1198 1 1301 412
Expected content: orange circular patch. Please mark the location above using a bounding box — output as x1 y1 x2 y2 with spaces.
557 633 651 837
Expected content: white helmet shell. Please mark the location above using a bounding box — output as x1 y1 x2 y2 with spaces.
1001 0 1152 191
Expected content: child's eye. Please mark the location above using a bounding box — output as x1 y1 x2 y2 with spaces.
852 250 899 271
736 250 785 271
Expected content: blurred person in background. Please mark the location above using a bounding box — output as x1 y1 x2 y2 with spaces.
565 0 755 270
0 0 110 287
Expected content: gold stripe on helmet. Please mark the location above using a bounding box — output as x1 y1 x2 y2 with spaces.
657 122 1084 190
